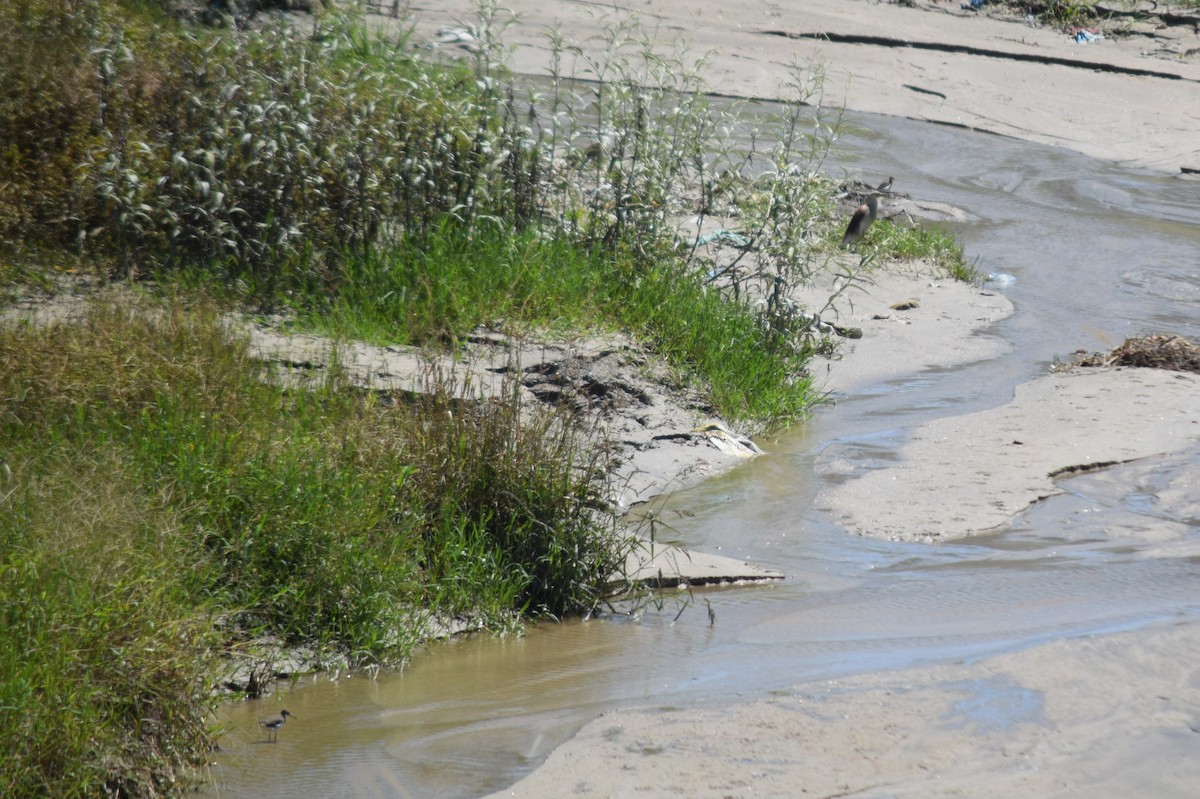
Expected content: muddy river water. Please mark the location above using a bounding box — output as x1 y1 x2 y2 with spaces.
209 107 1200 798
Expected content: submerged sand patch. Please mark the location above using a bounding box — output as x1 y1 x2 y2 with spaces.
486 619 1200 799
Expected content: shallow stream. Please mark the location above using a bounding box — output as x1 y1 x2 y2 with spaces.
209 107 1200 799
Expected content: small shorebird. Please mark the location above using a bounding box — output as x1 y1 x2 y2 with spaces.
841 192 882 248
258 709 294 742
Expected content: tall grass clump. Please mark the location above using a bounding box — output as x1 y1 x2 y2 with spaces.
1 449 217 799
853 218 978 282
405 384 622 619
0 295 627 797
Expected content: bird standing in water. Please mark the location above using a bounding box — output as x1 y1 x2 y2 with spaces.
841 192 882 248
259 709 294 742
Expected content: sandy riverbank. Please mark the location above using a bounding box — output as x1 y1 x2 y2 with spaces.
390 1 1200 796
404 0 1200 174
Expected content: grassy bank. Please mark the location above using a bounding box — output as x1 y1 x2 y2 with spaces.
307 222 818 424
1 295 626 797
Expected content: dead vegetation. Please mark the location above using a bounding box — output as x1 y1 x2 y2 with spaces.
1072 334 1200 373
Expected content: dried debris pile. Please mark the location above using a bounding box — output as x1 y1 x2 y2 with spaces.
1077 334 1200 374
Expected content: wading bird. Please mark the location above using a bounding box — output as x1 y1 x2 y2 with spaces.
841 192 882 248
259 709 294 742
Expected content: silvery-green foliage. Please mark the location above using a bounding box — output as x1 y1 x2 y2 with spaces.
79 5 542 283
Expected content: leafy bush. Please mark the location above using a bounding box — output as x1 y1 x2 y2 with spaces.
0 1 544 281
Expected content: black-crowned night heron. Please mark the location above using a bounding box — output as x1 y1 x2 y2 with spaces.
841 192 882 248
259 709 294 742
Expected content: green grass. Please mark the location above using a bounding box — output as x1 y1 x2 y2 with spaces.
0 296 627 797
309 223 608 345
1 446 217 799
853 220 978 282
301 222 816 429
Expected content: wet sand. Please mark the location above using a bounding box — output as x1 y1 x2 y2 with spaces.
394 1 1200 796
485 619 1200 798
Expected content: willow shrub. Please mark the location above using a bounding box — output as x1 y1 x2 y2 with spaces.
0 0 543 281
